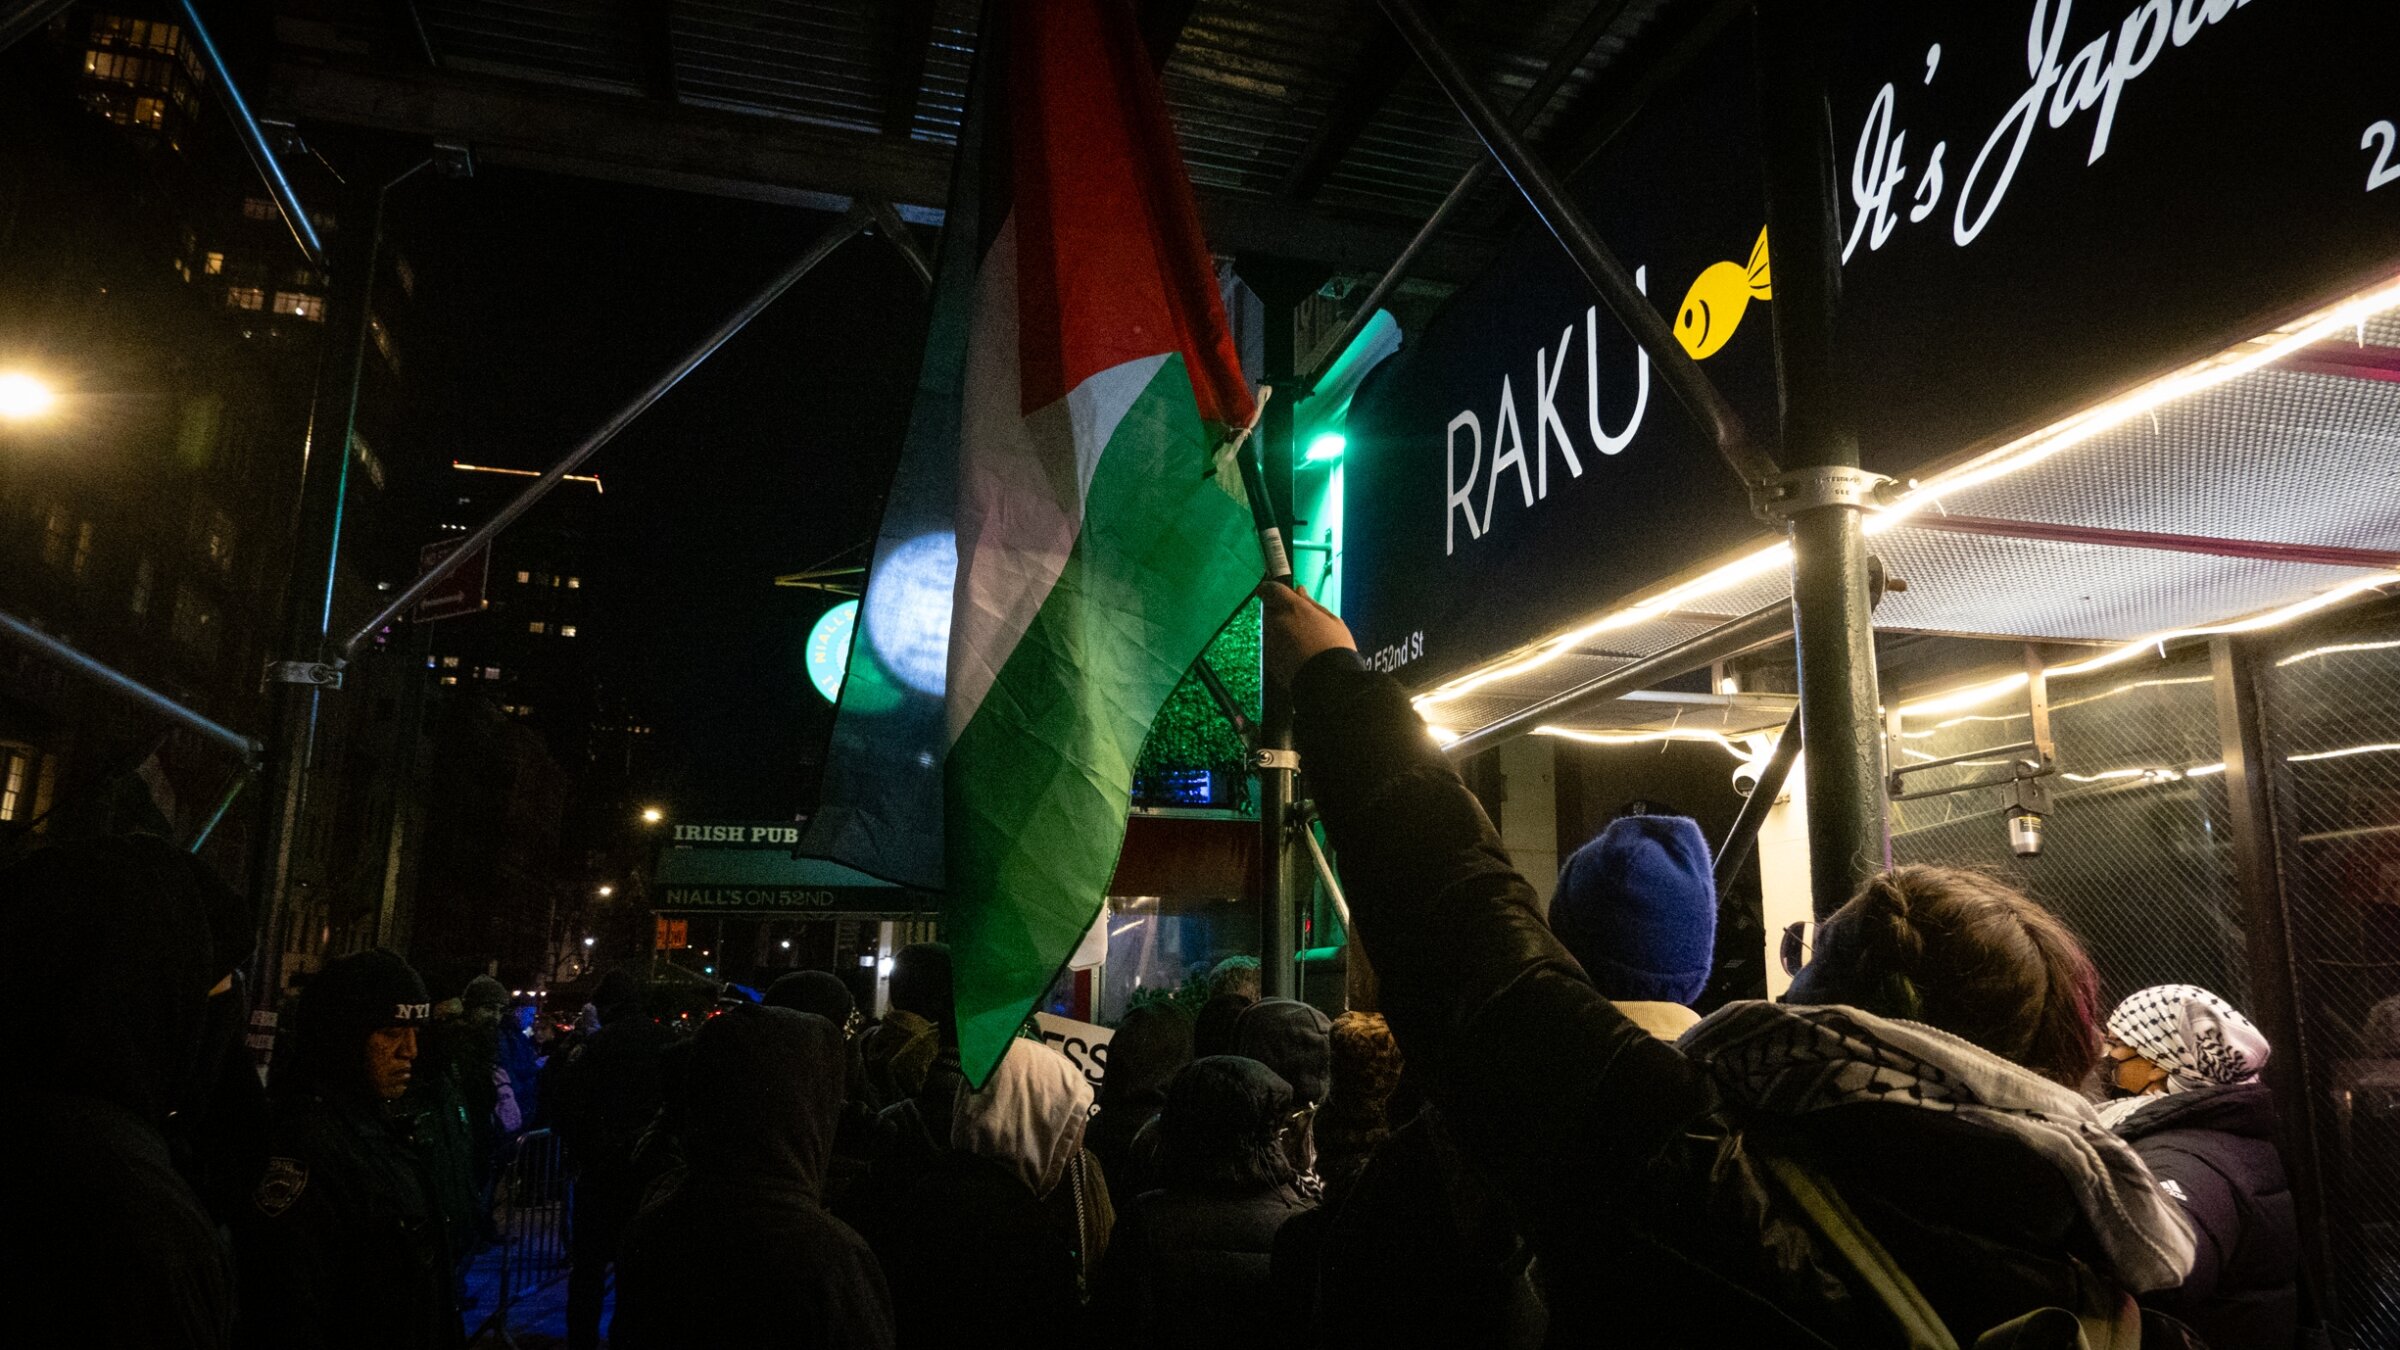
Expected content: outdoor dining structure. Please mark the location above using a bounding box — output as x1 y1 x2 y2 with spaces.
1327 5 2400 1344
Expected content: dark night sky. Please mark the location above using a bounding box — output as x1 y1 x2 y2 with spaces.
407 167 926 819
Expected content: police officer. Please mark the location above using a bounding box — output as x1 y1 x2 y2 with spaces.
239 949 461 1349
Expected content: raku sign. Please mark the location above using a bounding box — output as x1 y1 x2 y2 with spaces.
1345 0 2400 687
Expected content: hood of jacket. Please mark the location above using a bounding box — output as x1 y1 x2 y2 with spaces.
1097 1002 1195 1114
682 1004 846 1202
951 1037 1093 1198
1234 998 1332 1105
1682 1000 2197 1294
4 835 248 1124
2109 1079 2278 1144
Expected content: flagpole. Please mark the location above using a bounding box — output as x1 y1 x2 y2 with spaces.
1225 386 1293 587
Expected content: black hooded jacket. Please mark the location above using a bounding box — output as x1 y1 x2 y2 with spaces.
615 1005 894 1349
1085 1002 1193 1201
2116 1083 2299 1349
240 949 457 1350
3 837 249 1349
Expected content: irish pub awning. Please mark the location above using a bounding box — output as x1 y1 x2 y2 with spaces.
652 821 935 917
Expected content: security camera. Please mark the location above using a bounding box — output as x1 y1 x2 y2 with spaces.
1733 761 1763 798
2001 772 2053 857
2007 810 2044 856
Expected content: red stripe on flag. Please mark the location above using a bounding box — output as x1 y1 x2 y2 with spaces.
1007 0 1254 429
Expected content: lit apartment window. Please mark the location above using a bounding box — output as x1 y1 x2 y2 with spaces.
203 251 222 275
440 675 458 686
566 576 581 589
528 622 546 635
272 292 325 322
440 656 460 669
516 571 530 584
242 197 277 220
425 655 437 670
483 667 501 681
130 557 154 615
40 506 71 566
131 95 164 128
0 747 29 822
226 286 263 311
70 522 94 578
559 625 578 638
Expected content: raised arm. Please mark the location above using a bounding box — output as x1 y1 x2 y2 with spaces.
1265 585 1717 1206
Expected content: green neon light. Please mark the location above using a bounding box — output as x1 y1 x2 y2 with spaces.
805 599 858 702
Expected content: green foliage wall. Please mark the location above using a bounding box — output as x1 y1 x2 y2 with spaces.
1131 597 1259 806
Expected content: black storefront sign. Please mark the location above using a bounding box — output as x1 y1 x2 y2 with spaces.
652 884 926 914
1346 0 2400 685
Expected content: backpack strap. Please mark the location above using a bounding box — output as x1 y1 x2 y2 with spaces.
1760 1152 1960 1350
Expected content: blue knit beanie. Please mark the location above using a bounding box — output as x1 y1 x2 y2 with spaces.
1550 815 1717 1006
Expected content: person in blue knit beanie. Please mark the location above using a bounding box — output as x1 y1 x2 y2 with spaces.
1549 815 1718 1041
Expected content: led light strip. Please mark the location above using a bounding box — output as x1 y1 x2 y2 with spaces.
1412 273 2400 725
2276 638 2400 667
1529 725 1755 758
2289 742 2400 764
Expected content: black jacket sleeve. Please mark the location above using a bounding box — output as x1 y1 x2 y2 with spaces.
1291 651 1719 1213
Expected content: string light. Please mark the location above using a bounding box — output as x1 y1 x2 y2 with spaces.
2289 742 2400 764
1531 725 1756 758
1410 274 2400 729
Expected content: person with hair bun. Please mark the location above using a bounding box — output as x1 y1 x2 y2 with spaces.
1261 582 2199 1348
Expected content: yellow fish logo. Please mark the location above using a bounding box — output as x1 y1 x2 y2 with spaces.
1674 226 1771 360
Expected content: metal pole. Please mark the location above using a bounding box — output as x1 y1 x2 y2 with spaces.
2210 635 2336 1320
1756 0 1886 920
177 0 324 267
186 766 253 852
1256 287 1303 1001
338 205 873 659
1295 0 1634 398
1440 602 1790 761
1713 703 1800 891
1378 0 1771 487
1297 812 1352 930
0 1 77 55
863 198 934 290
0 609 260 761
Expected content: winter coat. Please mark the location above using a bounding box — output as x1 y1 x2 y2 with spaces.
1293 651 2197 1348
1104 1183 1314 1350
2115 1082 2299 1349
1085 1003 1194 1202
238 1091 460 1350
852 1039 1111 1348
2 837 248 1349
1271 1105 1544 1350
615 1006 895 1350
548 1005 674 1186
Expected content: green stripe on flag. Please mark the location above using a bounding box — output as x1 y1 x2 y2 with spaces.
946 353 1262 1077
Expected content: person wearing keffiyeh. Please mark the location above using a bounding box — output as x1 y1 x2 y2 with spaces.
2100 985 2298 1348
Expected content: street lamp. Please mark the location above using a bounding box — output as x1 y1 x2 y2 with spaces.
640 806 664 825
780 939 792 950
0 371 57 421
582 936 595 948
596 884 614 898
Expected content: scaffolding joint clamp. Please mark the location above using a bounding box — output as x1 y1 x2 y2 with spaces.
1753 466 1897 522
1252 747 1301 772
265 659 344 689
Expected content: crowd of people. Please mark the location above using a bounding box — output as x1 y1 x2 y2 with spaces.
3 582 2311 1348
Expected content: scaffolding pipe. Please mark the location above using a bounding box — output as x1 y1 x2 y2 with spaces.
338 205 873 659
178 0 324 267
1713 702 1800 890
1298 811 1352 930
187 767 253 852
1755 0 1889 917
1295 0 1635 397
1441 602 1791 761
0 609 261 762
1378 0 1772 487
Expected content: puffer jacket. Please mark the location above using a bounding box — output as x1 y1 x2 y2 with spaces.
2114 1082 2298 1349
1293 651 2196 1348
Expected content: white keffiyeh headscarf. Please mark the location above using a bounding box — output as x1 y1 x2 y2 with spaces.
2098 984 2270 1130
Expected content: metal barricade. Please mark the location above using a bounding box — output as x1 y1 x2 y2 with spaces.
469 1127 569 1347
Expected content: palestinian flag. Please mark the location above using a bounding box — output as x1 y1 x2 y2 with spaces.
942 0 1263 1082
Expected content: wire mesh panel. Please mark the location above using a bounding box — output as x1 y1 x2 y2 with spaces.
2257 609 2400 1350
1890 646 2249 1006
